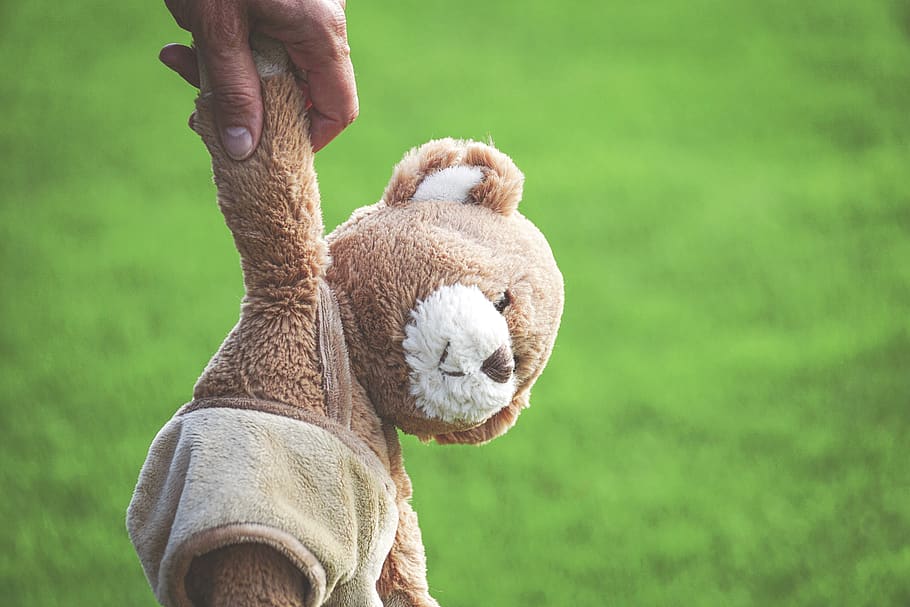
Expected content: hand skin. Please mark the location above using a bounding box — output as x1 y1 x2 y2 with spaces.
160 0 357 157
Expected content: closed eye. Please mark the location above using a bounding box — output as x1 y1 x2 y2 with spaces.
494 290 511 313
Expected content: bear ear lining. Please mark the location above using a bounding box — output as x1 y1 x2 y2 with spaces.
411 165 485 203
382 139 524 216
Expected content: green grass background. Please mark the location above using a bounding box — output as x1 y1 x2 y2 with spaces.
2 1 909 605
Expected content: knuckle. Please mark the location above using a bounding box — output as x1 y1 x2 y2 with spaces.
211 86 259 114
194 10 246 49
324 3 348 37
314 0 350 55
273 0 350 63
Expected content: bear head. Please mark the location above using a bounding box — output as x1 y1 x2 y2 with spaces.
326 138 564 444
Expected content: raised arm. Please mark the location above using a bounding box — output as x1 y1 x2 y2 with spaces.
190 35 326 409
192 35 326 295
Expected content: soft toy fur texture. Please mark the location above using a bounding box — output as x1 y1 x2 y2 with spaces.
130 36 563 607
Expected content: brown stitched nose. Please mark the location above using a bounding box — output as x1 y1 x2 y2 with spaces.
481 345 514 383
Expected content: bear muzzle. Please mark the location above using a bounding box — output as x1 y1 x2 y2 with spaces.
402 284 516 425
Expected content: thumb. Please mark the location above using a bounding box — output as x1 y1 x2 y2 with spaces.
195 19 262 161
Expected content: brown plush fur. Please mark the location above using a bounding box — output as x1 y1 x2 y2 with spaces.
188 71 439 607
186 544 310 607
191 75 326 415
179 36 562 607
327 179 563 443
382 138 525 216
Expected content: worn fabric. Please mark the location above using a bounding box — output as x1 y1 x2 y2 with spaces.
126 406 398 607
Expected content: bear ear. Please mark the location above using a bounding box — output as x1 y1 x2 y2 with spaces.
382 138 524 215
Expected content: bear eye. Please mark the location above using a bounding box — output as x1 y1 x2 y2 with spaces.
493 291 511 314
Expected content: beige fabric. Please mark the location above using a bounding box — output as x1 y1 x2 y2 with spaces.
126 407 398 607
176 396 388 475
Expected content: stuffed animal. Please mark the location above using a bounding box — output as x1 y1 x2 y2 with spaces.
127 35 563 607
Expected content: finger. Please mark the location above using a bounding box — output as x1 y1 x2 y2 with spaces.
302 53 358 152
195 11 263 161
159 44 200 87
270 4 358 151
163 0 192 31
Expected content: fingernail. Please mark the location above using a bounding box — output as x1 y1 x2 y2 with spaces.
222 126 253 160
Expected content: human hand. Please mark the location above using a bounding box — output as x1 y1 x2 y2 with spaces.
159 0 357 157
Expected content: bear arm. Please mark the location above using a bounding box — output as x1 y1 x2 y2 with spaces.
186 543 308 607
191 37 326 410
185 41 330 606
192 44 327 296
377 424 440 607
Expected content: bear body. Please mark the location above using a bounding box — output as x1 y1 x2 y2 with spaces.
128 36 563 607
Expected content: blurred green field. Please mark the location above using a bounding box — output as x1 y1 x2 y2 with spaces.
2 1 909 605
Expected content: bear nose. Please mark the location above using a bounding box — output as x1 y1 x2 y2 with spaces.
481 345 514 383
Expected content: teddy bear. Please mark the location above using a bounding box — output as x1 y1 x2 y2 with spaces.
127 35 563 607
